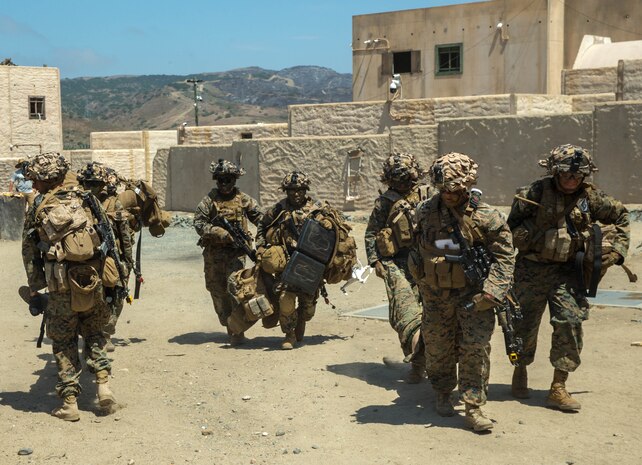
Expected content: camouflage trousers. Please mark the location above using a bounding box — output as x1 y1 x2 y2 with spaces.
419 286 494 406
203 246 245 327
380 257 423 358
278 289 318 333
46 289 111 398
514 256 589 372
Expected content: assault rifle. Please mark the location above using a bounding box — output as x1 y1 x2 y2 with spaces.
213 216 257 262
444 219 524 366
82 192 132 304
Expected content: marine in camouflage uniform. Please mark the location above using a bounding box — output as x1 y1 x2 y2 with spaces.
78 162 133 352
194 159 262 345
508 144 629 411
364 152 435 383
22 152 117 421
255 171 323 350
412 153 515 432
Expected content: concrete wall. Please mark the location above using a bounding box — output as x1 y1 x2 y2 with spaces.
0 66 63 158
592 101 642 202
181 123 288 145
571 93 615 112
289 100 435 137
562 68 617 95
143 130 177 183
164 144 261 212
153 149 170 209
389 125 438 167
621 59 642 101
251 135 391 211
438 112 594 205
90 131 144 150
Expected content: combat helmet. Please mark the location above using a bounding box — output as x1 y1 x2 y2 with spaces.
539 144 597 176
429 152 478 192
24 152 70 183
380 152 424 185
210 159 245 179
77 162 112 183
281 171 311 191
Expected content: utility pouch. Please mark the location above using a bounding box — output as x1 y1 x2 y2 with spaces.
435 259 453 288
260 245 287 275
242 295 274 321
102 256 120 288
390 213 413 249
376 228 398 257
62 226 99 262
68 265 101 312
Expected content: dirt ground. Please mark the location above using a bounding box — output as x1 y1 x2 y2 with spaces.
1 216 641 465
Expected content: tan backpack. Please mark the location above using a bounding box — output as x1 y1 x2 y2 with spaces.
227 265 275 321
118 179 171 237
311 203 358 285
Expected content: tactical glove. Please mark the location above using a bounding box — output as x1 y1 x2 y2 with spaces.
601 251 623 269
28 293 48 317
471 292 499 312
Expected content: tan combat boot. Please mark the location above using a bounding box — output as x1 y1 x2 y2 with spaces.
511 365 530 399
281 331 297 350
464 404 493 432
229 332 246 347
51 395 80 422
96 370 116 408
104 335 115 353
546 369 581 411
435 392 455 417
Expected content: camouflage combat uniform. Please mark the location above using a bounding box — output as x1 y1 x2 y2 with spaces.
508 146 629 379
364 152 435 370
22 153 115 418
194 173 262 329
256 195 322 335
78 162 133 339
415 195 515 406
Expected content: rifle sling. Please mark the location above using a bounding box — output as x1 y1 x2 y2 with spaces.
134 227 143 299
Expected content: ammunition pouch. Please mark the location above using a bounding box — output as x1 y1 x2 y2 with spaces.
390 212 413 249
44 261 70 292
421 255 466 289
539 227 572 262
228 266 275 322
68 265 102 312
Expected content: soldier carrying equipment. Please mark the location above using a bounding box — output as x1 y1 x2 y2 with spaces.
444 192 523 366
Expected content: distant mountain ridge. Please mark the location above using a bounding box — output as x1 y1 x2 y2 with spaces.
61 66 352 149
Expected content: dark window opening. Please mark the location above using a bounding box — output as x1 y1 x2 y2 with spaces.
435 44 463 75
240 132 253 139
393 52 412 74
29 96 46 119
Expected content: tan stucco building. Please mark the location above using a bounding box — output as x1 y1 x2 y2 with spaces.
352 0 642 101
0 65 63 158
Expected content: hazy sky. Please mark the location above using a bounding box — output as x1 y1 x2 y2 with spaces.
1 0 479 78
